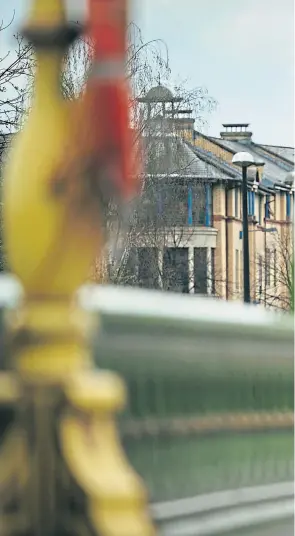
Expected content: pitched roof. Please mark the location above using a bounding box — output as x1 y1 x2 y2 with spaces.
187 142 239 180
259 144 294 163
145 135 234 182
207 136 293 186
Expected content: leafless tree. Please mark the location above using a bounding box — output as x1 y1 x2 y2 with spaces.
0 12 33 269
0 13 33 150
100 117 219 295
255 227 293 311
0 13 217 287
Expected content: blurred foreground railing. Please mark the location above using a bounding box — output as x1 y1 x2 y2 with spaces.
1 277 294 535
80 284 294 535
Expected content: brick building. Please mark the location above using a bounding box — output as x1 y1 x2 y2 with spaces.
126 85 294 308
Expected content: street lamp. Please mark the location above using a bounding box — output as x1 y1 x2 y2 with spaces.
232 152 255 303
239 227 277 306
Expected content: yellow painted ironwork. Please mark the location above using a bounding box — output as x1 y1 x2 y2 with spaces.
0 0 154 534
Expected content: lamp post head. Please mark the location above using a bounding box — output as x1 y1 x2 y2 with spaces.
232 152 255 168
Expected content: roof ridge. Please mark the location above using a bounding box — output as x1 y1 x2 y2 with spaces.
202 134 293 174
187 140 280 187
260 143 294 150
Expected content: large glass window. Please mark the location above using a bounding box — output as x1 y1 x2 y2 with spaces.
123 248 138 285
138 247 159 289
211 248 216 295
163 247 189 293
194 248 207 294
161 180 188 226
139 180 160 228
259 196 263 224
265 195 270 219
192 183 206 225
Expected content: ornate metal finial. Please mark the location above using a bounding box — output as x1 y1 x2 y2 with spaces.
0 0 155 534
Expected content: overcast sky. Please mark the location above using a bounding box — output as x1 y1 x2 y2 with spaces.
1 0 294 147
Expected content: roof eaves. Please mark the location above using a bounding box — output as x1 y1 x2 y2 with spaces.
145 173 217 181
273 182 291 192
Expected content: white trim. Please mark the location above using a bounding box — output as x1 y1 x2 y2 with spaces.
79 283 293 332
151 482 294 536
157 499 294 536
151 482 294 520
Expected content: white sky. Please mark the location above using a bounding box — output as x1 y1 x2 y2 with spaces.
1 0 294 147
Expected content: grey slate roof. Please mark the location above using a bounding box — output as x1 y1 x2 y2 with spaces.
207 136 293 186
260 145 294 163
181 142 234 181
145 135 234 182
188 142 240 181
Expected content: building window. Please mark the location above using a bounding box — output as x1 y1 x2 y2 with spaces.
265 248 271 287
259 196 263 224
272 196 276 219
247 191 255 216
205 184 212 226
273 249 277 287
194 248 207 294
266 195 276 220
247 191 251 215
211 248 215 295
235 250 240 292
138 247 159 289
234 187 239 218
123 248 138 286
188 186 193 225
163 247 189 293
265 195 270 219
192 183 206 226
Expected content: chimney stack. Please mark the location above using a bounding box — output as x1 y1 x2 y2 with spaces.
220 123 252 143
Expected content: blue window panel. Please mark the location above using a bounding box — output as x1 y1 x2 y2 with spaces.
286 193 291 218
247 192 252 215
265 195 270 219
188 187 193 225
251 191 255 216
205 184 211 227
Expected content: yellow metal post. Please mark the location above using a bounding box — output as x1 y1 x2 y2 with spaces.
0 0 154 534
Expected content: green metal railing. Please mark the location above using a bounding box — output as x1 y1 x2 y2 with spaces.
80 284 294 533
1 277 294 534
